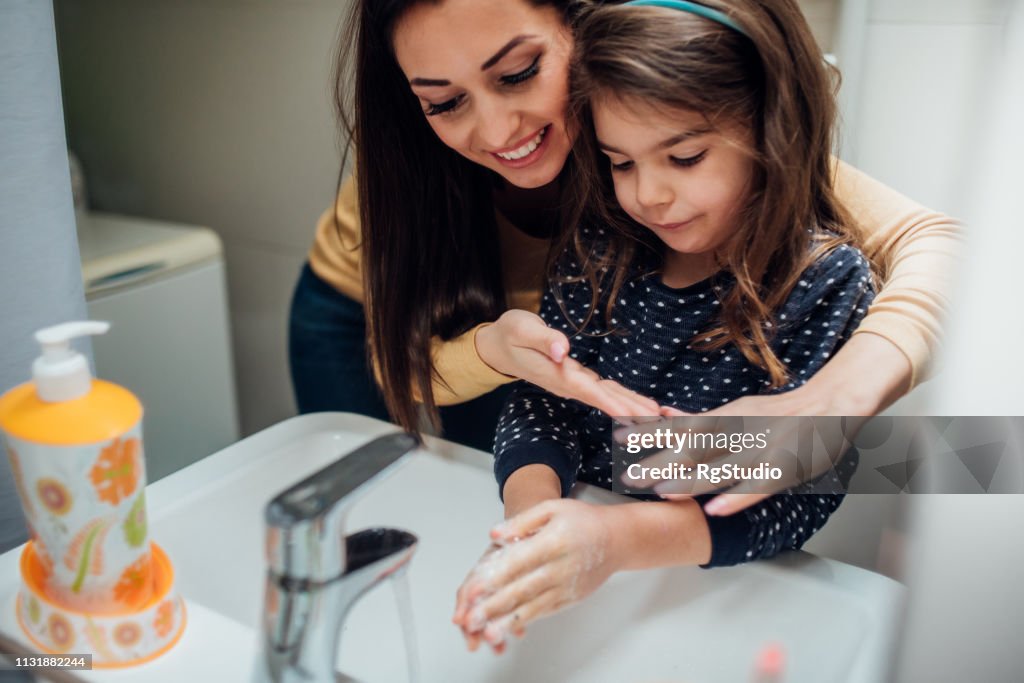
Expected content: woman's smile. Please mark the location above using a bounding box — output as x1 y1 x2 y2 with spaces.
490 125 551 167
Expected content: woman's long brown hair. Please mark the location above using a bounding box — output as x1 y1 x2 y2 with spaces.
333 0 587 433
564 0 871 387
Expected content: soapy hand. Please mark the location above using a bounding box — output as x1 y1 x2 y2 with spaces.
475 310 660 419
452 499 617 652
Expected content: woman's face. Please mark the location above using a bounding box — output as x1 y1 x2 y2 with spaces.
393 0 574 189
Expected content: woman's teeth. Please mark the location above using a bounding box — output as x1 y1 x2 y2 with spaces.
496 128 545 160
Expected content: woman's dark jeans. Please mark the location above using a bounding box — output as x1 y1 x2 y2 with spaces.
288 263 511 453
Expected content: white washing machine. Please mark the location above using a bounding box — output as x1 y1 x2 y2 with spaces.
77 212 240 482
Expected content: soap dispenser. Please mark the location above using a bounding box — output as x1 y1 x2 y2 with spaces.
0 321 185 666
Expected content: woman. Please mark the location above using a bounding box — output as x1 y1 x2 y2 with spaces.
288 0 960 508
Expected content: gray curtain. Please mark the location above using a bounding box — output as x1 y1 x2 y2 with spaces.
0 1 89 553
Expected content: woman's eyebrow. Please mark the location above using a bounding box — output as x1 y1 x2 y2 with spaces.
409 34 537 87
410 77 450 87
481 34 536 70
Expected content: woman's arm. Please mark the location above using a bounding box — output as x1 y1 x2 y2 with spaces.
444 162 962 410
310 174 518 405
832 160 963 395
316 176 657 412
667 165 962 513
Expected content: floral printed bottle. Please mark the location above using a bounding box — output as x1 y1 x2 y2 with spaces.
0 322 153 614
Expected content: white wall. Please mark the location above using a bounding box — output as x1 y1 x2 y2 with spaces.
840 0 1010 218
899 20 1024 674
54 0 351 436
801 0 1014 577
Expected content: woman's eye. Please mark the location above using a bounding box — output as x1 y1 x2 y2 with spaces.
500 56 541 86
610 160 634 172
670 150 708 168
425 95 464 117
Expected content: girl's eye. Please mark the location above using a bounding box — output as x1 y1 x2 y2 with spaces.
500 56 541 86
610 160 634 172
670 150 708 168
425 95 465 117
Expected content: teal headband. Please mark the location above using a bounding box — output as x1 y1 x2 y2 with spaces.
623 0 748 37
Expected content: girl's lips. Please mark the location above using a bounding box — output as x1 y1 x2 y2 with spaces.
653 217 697 231
490 125 551 169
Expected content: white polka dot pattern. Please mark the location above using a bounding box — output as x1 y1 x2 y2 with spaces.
493 237 875 567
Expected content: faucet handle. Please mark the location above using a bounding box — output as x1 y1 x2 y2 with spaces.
265 432 418 582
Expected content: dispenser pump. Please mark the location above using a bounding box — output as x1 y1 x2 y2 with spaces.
32 321 110 402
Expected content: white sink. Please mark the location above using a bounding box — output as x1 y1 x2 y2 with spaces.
0 413 904 682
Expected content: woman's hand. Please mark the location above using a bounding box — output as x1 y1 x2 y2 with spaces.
476 309 660 418
617 334 914 516
620 401 863 517
451 499 618 651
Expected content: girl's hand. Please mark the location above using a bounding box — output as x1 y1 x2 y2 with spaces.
476 310 660 418
451 499 618 651
451 543 510 654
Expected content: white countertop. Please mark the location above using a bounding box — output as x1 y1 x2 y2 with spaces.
1 413 905 682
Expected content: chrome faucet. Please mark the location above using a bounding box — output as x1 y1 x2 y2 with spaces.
254 432 420 682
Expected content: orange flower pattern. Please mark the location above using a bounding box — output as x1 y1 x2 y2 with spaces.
113 553 153 608
153 600 175 638
113 621 142 647
48 613 75 652
89 437 142 506
37 478 73 516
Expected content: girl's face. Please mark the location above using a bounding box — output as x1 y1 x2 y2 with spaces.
393 0 574 189
592 96 754 279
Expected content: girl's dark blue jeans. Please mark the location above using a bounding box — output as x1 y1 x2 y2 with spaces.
288 263 511 453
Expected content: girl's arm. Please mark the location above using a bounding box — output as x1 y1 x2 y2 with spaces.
491 261 649 498
493 379 588 503
454 278 608 640
454 472 853 646
500 464 561 520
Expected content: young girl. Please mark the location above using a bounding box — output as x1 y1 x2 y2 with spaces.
453 0 875 649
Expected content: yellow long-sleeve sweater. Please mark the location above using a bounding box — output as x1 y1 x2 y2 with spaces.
309 161 961 405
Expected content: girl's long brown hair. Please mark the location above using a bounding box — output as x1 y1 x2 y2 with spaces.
563 0 870 387
333 0 587 433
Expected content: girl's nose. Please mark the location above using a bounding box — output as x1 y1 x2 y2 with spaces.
635 169 673 209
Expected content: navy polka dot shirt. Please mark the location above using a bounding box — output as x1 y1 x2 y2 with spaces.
494 230 876 567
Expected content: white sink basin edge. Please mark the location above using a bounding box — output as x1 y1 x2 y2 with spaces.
0 413 905 683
